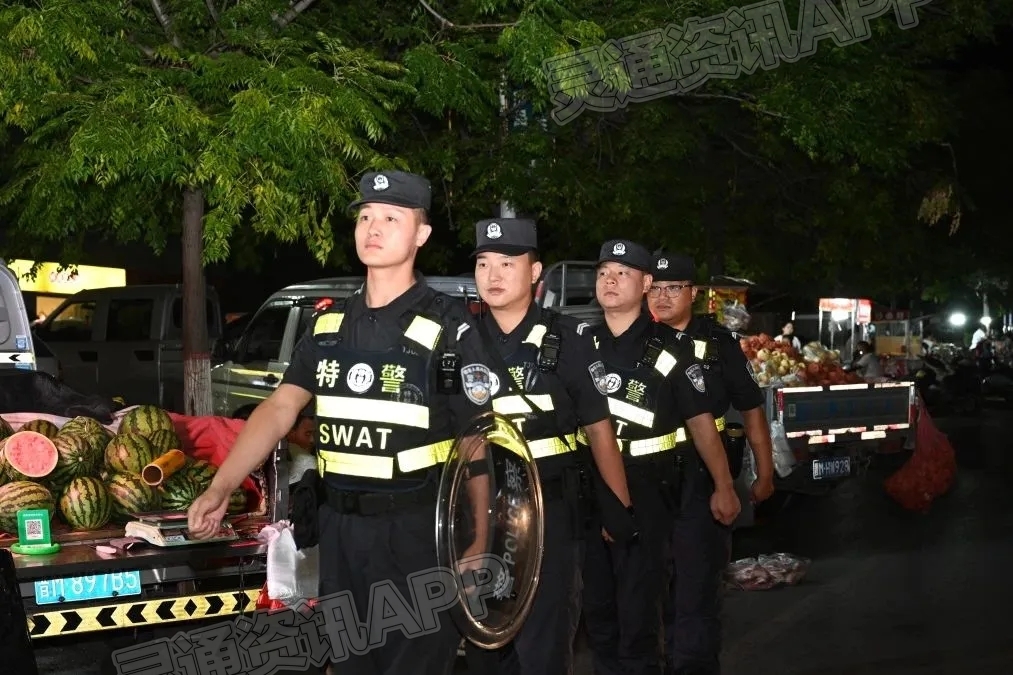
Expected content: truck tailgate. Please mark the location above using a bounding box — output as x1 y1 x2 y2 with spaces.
775 381 915 439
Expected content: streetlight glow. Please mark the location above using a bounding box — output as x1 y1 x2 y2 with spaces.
949 312 967 327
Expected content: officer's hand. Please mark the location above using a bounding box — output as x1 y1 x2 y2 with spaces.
187 486 230 539
601 527 614 543
710 486 741 526
750 475 775 504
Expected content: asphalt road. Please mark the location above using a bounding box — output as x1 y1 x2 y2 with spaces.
31 406 1013 675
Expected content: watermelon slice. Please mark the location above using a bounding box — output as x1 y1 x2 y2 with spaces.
1 431 60 479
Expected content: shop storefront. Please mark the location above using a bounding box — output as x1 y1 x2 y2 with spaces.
6 260 126 322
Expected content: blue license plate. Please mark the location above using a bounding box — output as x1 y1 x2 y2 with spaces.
34 571 142 606
812 456 851 480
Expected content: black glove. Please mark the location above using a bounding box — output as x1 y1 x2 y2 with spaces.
289 469 323 550
592 472 640 544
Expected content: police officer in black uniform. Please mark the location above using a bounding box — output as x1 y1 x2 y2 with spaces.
646 252 775 675
468 218 632 675
581 240 741 675
188 170 499 675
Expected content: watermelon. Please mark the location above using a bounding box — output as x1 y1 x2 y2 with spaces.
161 473 205 511
59 416 111 441
1 417 15 441
0 431 59 480
46 434 104 493
186 459 218 489
19 419 60 439
120 406 175 438
0 481 55 534
227 489 247 514
105 434 157 475
59 477 112 530
106 473 161 520
148 429 182 455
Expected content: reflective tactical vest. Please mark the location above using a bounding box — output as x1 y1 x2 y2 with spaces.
311 300 457 484
488 310 578 466
577 322 725 459
686 316 735 420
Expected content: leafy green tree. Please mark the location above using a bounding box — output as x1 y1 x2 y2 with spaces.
0 0 414 413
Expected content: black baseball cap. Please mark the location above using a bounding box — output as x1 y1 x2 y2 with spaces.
651 252 696 282
348 171 432 211
597 239 652 272
473 218 538 256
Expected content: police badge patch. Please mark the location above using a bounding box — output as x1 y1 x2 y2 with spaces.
461 364 494 405
588 361 610 395
686 364 706 394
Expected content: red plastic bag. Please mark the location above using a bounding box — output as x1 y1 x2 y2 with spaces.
884 400 956 512
166 413 262 503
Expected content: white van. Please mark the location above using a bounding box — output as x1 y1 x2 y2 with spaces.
0 259 38 375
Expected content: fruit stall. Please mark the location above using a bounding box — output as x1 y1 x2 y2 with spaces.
0 405 280 642
740 333 916 492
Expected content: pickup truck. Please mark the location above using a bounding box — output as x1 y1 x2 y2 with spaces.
764 380 916 494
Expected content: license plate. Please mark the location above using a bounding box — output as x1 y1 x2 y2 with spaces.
812 456 851 480
34 571 142 606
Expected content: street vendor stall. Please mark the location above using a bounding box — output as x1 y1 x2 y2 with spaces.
0 404 283 646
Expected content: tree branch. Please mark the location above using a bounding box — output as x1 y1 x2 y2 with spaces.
274 0 318 29
418 0 519 30
203 0 220 24
682 92 790 120
148 0 182 49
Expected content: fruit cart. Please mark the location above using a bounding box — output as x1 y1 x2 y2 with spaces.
0 405 285 649
741 333 916 495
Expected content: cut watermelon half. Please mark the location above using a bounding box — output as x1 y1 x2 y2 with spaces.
2 431 59 479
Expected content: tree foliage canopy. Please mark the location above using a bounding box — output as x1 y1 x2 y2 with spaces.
1 0 1011 305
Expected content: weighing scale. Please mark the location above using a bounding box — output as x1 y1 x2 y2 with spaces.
124 511 240 547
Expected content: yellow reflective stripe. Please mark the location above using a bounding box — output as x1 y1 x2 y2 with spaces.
404 316 443 351
493 394 555 415
528 434 576 459
576 428 589 446
655 349 677 377
397 439 454 474
314 313 344 335
577 418 725 449
608 398 655 428
318 450 394 479
694 339 708 360
715 416 726 432
627 431 680 456
317 395 428 429
523 324 547 348
318 440 456 479
675 416 726 444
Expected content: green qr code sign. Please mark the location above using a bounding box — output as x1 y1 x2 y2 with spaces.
25 518 44 540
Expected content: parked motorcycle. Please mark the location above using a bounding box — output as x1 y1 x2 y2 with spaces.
914 346 982 415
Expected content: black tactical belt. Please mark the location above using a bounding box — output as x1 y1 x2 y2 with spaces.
327 482 439 516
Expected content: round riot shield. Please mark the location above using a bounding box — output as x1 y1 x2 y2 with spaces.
435 411 544 650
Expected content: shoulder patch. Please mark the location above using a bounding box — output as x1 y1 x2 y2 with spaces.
461 363 493 405
588 360 610 395
576 322 591 336
686 363 707 394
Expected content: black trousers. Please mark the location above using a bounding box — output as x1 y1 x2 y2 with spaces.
663 465 732 675
464 494 585 675
582 466 673 675
317 502 460 675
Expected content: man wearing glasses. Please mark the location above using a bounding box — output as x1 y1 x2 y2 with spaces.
582 240 740 675
646 252 775 675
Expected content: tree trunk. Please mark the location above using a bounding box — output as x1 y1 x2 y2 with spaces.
181 187 213 416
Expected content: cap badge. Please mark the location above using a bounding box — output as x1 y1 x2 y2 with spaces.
657 258 669 270
612 242 626 256
486 222 502 239
372 174 389 191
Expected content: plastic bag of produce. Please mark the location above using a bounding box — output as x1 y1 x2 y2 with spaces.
725 558 777 591
884 400 956 513
722 302 751 332
769 420 797 478
258 521 319 608
757 553 811 586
